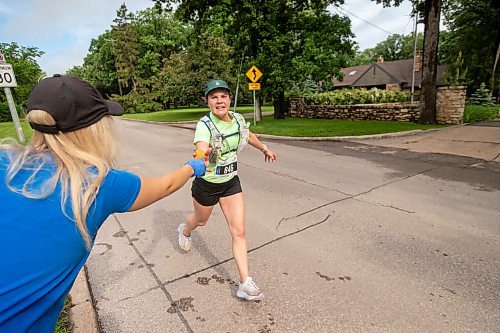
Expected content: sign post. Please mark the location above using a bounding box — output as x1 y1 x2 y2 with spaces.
0 54 25 143
245 65 263 126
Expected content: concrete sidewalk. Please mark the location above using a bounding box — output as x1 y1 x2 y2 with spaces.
347 121 500 163
68 119 500 332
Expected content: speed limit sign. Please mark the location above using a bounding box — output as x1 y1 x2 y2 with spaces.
0 64 17 88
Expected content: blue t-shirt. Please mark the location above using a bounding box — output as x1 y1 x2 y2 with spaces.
0 151 141 333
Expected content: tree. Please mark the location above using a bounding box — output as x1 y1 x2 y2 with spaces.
419 0 441 124
349 32 424 66
468 82 494 106
133 7 190 79
75 31 119 95
112 4 141 92
441 0 500 93
372 33 423 61
0 42 44 110
73 4 192 112
373 0 443 124
66 65 86 78
154 33 235 108
171 0 355 119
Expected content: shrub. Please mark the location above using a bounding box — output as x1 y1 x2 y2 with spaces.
0 101 24 122
303 88 409 105
111 93 162 114
463 104 499 123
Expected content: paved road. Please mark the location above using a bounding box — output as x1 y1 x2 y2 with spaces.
85 119 500 333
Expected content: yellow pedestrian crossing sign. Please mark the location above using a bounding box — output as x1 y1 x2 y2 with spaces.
245 65 263 83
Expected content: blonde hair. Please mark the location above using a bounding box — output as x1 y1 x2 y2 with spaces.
2 110 118 248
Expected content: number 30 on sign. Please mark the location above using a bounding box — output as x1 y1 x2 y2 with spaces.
0 64 18 88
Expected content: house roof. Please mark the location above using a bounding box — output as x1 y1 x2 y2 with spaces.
332 64 371 87
332 58 449 89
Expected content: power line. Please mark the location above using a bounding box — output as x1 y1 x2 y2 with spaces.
333 5 395 36
401 14 414 35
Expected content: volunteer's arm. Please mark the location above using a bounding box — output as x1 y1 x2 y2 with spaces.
128 159 205 212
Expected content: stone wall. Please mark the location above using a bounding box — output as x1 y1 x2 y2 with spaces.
289 98 420 122
289 86 467 124
436 86 467 125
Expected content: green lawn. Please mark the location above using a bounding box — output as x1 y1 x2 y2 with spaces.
53 297 72 333
250 116 444 137
0 120 32 141
123 106 445 136
123 105 273 122
125 112 444 137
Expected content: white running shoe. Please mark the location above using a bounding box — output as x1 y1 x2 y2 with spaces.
177 223 192 251
236 277 264 301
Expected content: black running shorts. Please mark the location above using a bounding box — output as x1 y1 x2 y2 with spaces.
191 176 242 206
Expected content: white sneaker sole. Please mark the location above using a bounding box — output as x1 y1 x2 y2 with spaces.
177 224 191 252
236 290 264 301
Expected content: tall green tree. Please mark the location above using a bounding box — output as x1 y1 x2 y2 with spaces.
372 33 424 61
72 4 191 111
112 4 141 92
0 42 44 108
154 33 235 107
172 0 355 119
71 30 119 95
349 32 424 65
441 0 500 92
133 7 190 79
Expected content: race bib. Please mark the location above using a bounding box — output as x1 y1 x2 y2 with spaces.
215 157 238 177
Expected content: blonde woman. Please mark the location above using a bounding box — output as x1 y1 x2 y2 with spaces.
178 79 276 301
0 75 207 332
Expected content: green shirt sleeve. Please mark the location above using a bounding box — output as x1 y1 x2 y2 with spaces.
193 120 211 146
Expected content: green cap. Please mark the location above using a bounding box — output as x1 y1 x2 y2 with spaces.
204 79 230 97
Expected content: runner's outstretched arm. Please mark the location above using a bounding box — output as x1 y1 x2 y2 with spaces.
248 132 277 162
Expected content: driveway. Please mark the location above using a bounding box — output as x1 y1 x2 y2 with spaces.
348 120 500 163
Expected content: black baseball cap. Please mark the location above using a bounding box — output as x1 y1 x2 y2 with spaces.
26 74 124 134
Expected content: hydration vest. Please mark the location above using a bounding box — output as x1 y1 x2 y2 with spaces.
199 112 250 163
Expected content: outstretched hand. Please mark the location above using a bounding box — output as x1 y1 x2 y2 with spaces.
187 148 212 177
263 148 276 162
193 149 209 160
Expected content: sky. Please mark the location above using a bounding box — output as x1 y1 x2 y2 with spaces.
0 0 422 76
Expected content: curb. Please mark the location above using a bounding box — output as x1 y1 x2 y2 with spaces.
255 129 429 141
68 266 99 333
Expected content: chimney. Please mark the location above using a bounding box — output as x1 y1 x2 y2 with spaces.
414 50 423 72
377 55 384 64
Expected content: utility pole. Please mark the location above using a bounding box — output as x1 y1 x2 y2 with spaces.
233 52 244 112
411 9 419 103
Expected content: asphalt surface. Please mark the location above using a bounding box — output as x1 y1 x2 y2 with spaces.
70 119 500 333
